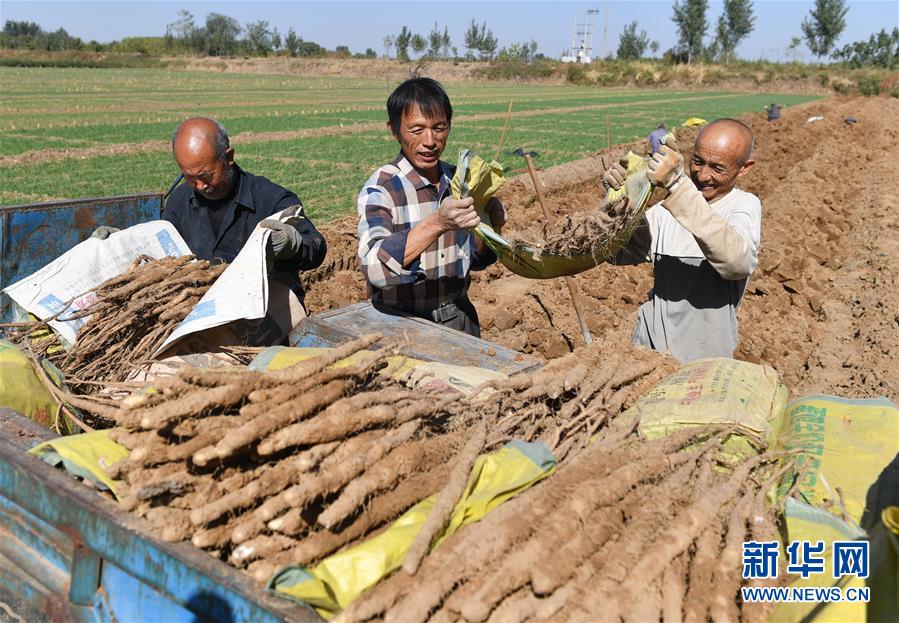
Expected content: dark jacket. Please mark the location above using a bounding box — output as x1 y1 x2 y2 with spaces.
162 166 326 303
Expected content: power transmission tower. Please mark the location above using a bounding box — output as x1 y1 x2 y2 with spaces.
599 2 609 59
562 4 599 63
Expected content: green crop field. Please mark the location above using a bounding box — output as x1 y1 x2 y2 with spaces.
0 67 819 221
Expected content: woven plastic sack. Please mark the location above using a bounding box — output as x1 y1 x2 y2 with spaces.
767 396 898 623
621 357 788 458
772 395 898 525
0 340 74 434
250 346 506 397
468 151 653 279
28 430 129 499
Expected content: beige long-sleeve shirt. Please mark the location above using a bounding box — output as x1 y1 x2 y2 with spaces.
614 180 761 362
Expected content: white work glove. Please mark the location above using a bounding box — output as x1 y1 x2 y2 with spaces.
661 174 756 281
646 137 685 190
90 226 120 240
602 158 629 192
261 219 303 259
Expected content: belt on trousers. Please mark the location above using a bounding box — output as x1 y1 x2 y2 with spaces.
430 301 461 323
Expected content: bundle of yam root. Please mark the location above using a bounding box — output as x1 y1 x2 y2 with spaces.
2 255 225 397
456 333 679 463
105 333 682 592
108 334 461 583
539 195 638 256
342 426 791 623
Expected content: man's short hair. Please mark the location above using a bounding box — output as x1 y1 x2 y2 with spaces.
172 117 231 162
387 77 453 133
657 123 666 130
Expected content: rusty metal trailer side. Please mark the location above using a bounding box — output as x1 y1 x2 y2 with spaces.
0 194 163 322
0 409 320 623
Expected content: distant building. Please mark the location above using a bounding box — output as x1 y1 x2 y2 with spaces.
561 6 599 64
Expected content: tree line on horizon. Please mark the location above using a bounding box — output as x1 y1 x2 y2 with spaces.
640 0 896 68
0 0 896 70
383 20 540 64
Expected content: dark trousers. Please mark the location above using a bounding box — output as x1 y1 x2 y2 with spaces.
374 294 481 338
429 294 481 338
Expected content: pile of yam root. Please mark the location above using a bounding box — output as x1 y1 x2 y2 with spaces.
103 330 792 621
540 196 639 256
2 255 225 397
104 333 689 592
344 428 789 623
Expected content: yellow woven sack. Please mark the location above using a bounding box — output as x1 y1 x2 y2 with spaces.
473 151 653 279
450 149 506 217
28 430 129 499
767 396 898 623
251 345 422 376
0 340 73 434
250 347 505 397
773 395 898 524
621 357 789 457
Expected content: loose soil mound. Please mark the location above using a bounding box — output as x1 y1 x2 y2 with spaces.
306 96 899 399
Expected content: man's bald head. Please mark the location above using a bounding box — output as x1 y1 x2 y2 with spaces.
695 118 754 165
172 117 231 163
172 117 236 200
688 118 756 202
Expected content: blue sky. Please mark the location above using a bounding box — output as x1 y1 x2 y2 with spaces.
1 0 896 61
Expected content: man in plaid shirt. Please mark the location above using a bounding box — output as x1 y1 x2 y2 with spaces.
356 77 506 337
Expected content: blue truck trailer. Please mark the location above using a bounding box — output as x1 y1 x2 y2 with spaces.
0 195 325 621
0 194 538 621
0 408 321 623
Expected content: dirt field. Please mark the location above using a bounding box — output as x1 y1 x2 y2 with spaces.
303 95 899 400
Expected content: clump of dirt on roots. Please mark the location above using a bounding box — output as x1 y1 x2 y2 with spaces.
537 195 637 256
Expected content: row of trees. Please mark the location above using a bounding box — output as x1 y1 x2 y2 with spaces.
164 11 337 58
385 25 451 62
0 13 351 58
385 20 504 62
831 28 899 69
664 0 858 64
1 20 87 51
616 0 753 64
667 0 756 64
2 3 892 69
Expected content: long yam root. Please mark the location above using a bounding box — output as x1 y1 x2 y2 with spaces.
403 419 486 575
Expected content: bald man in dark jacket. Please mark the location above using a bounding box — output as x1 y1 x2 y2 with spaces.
163 116 326 306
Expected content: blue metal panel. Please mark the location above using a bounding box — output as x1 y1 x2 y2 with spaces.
98 561 211 623
69 544 101 606
290 301 541 376
0 194 162 322
0 409 321 623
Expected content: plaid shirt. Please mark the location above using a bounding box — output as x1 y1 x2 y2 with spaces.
357 151 496 317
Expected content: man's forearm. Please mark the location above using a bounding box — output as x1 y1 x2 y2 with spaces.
664 181 754 280
403 213 445 266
